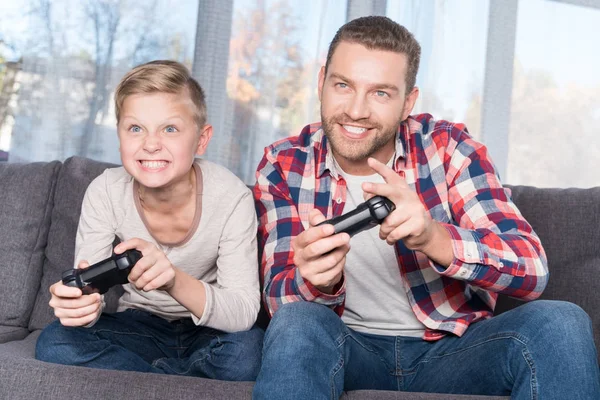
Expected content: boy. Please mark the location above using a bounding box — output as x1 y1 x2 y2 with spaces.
36 60 263 381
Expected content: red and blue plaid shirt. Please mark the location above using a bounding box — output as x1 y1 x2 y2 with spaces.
254 114 548 340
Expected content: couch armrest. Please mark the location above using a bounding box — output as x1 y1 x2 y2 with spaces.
0 325 29 344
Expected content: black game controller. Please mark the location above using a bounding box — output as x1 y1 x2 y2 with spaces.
62 250 143 294
318 195 395 237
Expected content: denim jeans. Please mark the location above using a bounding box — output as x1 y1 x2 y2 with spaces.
35 308 263 381
253 300 600 399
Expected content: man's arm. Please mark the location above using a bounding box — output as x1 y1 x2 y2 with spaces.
435 129 548 299
254 151 348 317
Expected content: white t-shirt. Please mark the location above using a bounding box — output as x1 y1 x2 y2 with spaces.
337 162 426 337
75 159 260 333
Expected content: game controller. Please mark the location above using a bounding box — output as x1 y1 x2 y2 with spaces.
318 195 395 237
62 249 143 294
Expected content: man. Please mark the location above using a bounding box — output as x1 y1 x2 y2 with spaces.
253 16 599 399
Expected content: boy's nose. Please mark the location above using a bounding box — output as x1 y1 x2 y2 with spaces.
143 135 162 153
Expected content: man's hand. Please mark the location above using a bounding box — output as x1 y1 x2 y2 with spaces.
49 260 103 327
292 209 351 294
363 157 453 266
115 238 176 292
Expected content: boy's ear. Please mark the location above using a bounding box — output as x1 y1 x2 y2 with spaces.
195 124 213 156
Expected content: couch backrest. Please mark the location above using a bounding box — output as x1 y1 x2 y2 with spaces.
0 161 61 328
28 157 119 331
497 185 600 357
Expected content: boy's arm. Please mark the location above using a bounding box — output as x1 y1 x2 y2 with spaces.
254 151 345 318
69 173 117 327
432 127 549 300
179 190 260 332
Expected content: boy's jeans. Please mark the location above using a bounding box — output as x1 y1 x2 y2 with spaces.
253 300 600 399
36 308 263 381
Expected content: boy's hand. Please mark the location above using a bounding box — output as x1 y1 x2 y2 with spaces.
115 238 176 292
292 209 350 294
49 260 103 327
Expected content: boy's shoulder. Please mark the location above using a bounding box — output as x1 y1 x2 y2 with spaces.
87 166 133 194
196 159 250 197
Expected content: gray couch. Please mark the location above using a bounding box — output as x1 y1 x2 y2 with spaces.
0 156 598 400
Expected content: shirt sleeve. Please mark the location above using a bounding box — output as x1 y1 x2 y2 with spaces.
191 190 261 332
75 172 117 268
431 127 549 300
75 173 116 328
254 150 345 318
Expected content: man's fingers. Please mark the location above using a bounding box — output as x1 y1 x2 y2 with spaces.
367 157 404 184
302 233 350 260
308 208 328 227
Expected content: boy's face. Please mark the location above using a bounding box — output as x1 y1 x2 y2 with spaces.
318 41 419 174
117 91 211 189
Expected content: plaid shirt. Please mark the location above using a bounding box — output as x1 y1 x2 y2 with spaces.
254 114 548 340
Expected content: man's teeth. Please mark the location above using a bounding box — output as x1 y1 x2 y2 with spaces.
140 160 167 169
343 125 367 134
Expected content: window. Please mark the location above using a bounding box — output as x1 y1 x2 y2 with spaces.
507 0 600 187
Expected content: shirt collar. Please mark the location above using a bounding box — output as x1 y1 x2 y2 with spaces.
319 123 408 179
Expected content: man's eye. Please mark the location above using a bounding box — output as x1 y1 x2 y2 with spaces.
375 90 388 98
336 82 348 89
165 126 178 133
129 125 142 133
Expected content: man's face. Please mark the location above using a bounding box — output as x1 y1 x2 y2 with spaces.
318 41 418 174
117 91 211 189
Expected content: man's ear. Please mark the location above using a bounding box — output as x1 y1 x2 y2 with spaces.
318 66 326 102
195 124 213 156
401 87 420 121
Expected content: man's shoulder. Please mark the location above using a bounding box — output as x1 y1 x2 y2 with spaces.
265 122 324 158
408 113 471 139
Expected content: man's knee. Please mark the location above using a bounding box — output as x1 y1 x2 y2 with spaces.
522 300 591 331
267 301 341 338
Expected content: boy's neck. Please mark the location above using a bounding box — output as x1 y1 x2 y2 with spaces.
138 167 196 214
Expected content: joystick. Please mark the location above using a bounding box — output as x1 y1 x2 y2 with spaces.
62 250 143 294
318 195 395 237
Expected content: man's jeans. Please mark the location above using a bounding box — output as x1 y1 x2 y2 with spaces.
35 309 263 381
253 300 600 399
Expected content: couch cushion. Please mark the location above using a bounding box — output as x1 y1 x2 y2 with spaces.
496 185 600 358
0 161 61 328
29 157 118 331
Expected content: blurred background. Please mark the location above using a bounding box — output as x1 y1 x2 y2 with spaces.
0 0 598 187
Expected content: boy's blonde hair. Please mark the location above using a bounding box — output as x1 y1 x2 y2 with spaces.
114 60 207 128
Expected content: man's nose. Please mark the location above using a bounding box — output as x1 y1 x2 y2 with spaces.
344 93 371 121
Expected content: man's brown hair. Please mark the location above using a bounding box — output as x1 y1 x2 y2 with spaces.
114 60 207 128
325 16 421 93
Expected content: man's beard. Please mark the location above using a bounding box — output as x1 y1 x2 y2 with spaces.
321 112 399 163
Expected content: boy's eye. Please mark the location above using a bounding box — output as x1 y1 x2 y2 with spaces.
165 125 178 133
129 125 142 133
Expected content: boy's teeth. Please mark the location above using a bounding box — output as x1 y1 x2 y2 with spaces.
343 125 367 134
141 160 167 169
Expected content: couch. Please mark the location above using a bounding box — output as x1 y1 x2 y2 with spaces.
0 156 598 400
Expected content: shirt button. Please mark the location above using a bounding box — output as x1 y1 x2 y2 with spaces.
460 270 467 276
499 262 504 267
336 197 342 204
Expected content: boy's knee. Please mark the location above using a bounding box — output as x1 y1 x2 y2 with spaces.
221 326 264 381
35 320 70 362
